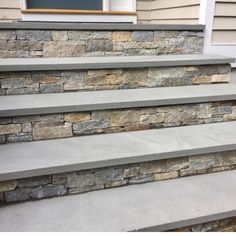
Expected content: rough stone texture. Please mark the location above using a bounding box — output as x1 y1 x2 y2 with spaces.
0 180 17 192
0 192 4 204
0 65 230 96
1 150 236 205
0 29 203 58
0 101 235 144
169 217 236 232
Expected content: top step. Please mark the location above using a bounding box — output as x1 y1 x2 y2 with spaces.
0 22 205 31
0 54 234 72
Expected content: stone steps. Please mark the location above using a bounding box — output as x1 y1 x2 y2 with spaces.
1 170 236 231
0 121 236 204
0 54 232 96
1 84 236 143
0 23 204 58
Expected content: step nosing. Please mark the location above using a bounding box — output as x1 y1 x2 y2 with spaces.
0 84 236 118
1 170 236 231
0 54 234 72
0 121 236 181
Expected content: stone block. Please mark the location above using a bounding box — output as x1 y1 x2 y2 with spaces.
140 160 166 174
62 71 86 91
110 110 140 126
6 133 33 143
18 176 51 188
1 78 27 89
105 180 127 188
0 135 5 144
112 31 132 42
0 30 16 40
43 41 85 57
0 180 17 192
140 113 165 124
67 173 95 188
22 123 32 133
68 31 92 41
154 171 179 181
68 185 104 194
166 157 189 172
73 119 110 134
93 31 112 40
33 123 73 140
189 154 215 170
0 192 4 204
32 185 67 199
132 31 154 42
124 166 140 178
129 175 153 184
86 40 113 52
65 113 91 123
7 40 43 51
0 124 21 135
52 31 68 41
211 74 230 83
95 168 124 185
16 30 52 41
40 84 63 93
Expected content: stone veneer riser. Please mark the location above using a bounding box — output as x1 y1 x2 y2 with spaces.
0 151 236 205
0 30 203 58
0 101 235 144
0 64 231 96
168 216 236 232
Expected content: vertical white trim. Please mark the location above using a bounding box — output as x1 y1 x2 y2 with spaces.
103 0 109 11
21 0 27 10
131 0 136 12
199 0 207 24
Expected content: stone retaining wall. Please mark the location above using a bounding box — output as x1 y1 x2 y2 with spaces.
169 217 236 232
0 65 230 95
0 151 236 204
0 101 235 144
0 30 203 58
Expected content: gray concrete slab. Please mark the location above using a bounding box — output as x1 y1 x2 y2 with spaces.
1 84 236 117
1 170 236 232
0 121 236 181
0 54 234 72
0 22 205 31
231 69 236 84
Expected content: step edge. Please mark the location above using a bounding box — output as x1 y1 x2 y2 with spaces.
1 142 236 182
0 22 205 31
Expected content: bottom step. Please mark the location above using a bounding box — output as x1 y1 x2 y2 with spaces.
1 170 236 232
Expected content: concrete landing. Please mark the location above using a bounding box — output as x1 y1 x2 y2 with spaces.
0 121 236 181
1 170 236 231
0 54 234 72
1 84 236 117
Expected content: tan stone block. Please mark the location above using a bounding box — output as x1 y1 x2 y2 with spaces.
166 157 189 172
124 166 140 178
140 160 166 175
154 171 179 181
140 113 165 124
192 76 212 84
52 31 68 41
0 124 21 135
105 180 127 188
22 123 32 133
0 180 17 192
33 123 72 140
110 110 140 126
224 113 236 121
113 31 132 42
211 74 230 83
65 113 91 123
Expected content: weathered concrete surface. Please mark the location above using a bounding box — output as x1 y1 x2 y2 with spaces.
1 170 236 231
0 54 234 72
1 84 236 117
0 121 236 181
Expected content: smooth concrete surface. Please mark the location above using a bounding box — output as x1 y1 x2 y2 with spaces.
1 170 236 232
0 54 234 72
0 22 205 31
1 121 236 181
1 84 236 117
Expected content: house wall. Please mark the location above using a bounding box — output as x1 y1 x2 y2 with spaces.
0 0 21 20
212 0 236 43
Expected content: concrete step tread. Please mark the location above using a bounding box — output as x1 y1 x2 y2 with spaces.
1 84 236 117
1 121 236 182
1 170 236 231
0 22 205 31
0 54 234 72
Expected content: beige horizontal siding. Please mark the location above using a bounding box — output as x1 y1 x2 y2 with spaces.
0 0 21 20
212 1 236 43
150 5 200 20
137 0 200 24
151 0 200 10
137 0 150 23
